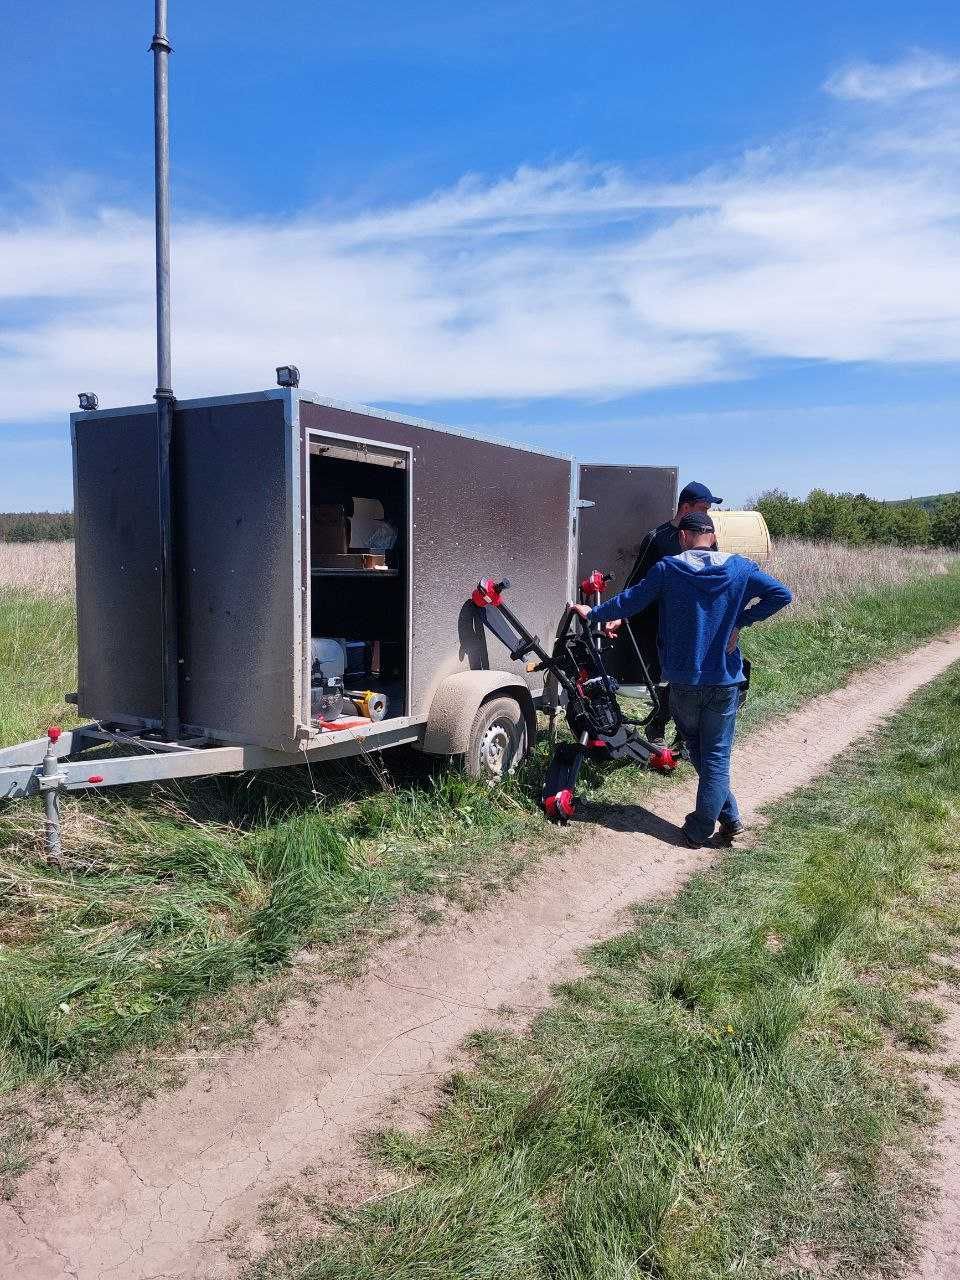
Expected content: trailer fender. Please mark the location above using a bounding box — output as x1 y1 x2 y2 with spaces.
420 672 536 758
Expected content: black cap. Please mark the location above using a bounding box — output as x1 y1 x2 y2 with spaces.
679 481 722 506
678 511 716 533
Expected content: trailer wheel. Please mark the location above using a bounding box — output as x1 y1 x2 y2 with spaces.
466 696 528 783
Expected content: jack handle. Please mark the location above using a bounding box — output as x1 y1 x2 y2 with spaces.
472 577 510 608
579 569 611 600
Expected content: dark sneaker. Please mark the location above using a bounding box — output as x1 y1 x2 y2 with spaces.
680 825 705 848
717 819 745 843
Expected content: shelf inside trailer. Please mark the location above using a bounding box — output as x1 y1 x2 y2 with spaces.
311 567 400 578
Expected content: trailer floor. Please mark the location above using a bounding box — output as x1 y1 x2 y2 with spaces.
3 630 960 1280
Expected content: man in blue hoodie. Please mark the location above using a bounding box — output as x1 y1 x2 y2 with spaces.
619 480 723 746
574 511 792 848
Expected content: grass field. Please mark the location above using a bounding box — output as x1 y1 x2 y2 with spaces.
1 541 959 1108
248 660 960 1280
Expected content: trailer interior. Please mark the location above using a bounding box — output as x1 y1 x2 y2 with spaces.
307 432 410 727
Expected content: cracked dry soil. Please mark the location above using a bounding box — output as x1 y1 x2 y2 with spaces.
3 631 960 1280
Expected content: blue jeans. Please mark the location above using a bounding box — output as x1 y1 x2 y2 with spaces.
669 684 741 843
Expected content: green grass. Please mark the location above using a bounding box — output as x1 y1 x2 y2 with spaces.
245 661 960 1280
1 567 959 1107
0 588 77 745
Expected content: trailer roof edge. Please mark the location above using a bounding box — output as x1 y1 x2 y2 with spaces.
297 392 577 464
580 461 679 474
68 389 286 424
69 388 577 465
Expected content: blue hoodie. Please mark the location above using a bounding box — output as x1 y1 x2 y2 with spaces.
589 550 792 686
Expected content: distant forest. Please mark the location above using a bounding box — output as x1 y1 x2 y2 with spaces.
756 490 960 549
0 511 74 541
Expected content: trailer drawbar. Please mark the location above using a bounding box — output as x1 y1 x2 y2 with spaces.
471 572 679 822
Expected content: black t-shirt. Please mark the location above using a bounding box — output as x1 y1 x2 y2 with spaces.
613 519 679 680
625 519 681 589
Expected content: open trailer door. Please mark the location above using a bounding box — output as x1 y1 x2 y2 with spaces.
72 391 306 752
576 463 678 593
174 393 306 750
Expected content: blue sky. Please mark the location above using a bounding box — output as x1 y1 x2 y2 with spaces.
1 1 958 508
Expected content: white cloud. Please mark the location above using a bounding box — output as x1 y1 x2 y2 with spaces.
2 61 960 424
825 50 960 102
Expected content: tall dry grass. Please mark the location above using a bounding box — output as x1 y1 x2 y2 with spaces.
766 538 956 612
0 541 75 597
0 537 955 613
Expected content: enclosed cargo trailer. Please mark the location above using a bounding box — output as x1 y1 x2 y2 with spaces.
0 386 675 825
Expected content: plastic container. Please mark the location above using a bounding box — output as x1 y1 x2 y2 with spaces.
311 637 346 683
344 641 369 681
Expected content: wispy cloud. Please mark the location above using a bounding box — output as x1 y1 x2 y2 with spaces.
2 56 960 424
825 49 960 102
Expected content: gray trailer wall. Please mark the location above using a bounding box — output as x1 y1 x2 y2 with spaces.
299 399 573 719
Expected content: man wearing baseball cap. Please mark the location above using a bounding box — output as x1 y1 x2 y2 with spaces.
615 480 724 746
574 510 792 847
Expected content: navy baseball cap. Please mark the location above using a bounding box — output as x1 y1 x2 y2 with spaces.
677 511 716 533
679 481 722 506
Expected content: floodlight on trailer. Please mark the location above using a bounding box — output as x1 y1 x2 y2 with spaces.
276 365 300 388
77 393 99 412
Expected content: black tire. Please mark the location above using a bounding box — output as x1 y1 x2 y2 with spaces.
465 696 529 783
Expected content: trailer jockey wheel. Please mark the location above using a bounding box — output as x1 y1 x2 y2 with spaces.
466 696 528 783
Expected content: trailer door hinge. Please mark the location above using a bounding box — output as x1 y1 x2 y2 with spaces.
576 499 595 509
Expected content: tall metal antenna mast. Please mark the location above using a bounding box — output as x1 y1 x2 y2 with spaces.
151 0 179 741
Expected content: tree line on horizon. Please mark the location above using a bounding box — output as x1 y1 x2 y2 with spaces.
755 489 960 550
0 511 74 542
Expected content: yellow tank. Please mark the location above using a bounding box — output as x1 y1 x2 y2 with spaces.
711 510 771 563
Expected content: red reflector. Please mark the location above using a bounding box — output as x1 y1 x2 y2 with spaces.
48 726 62 744
87 775 104 784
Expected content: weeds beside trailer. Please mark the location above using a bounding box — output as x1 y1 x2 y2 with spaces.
1 387 675 840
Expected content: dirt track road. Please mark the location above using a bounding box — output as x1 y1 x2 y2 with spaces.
910 990 960 1280
4 631 960 1280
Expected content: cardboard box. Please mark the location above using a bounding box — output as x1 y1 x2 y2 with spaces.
311 503 348 555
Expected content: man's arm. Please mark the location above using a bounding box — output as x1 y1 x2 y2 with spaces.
624 529 658 589
587 562 665 623
736 568 793 629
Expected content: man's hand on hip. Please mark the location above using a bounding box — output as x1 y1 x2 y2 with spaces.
726 627 740 654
